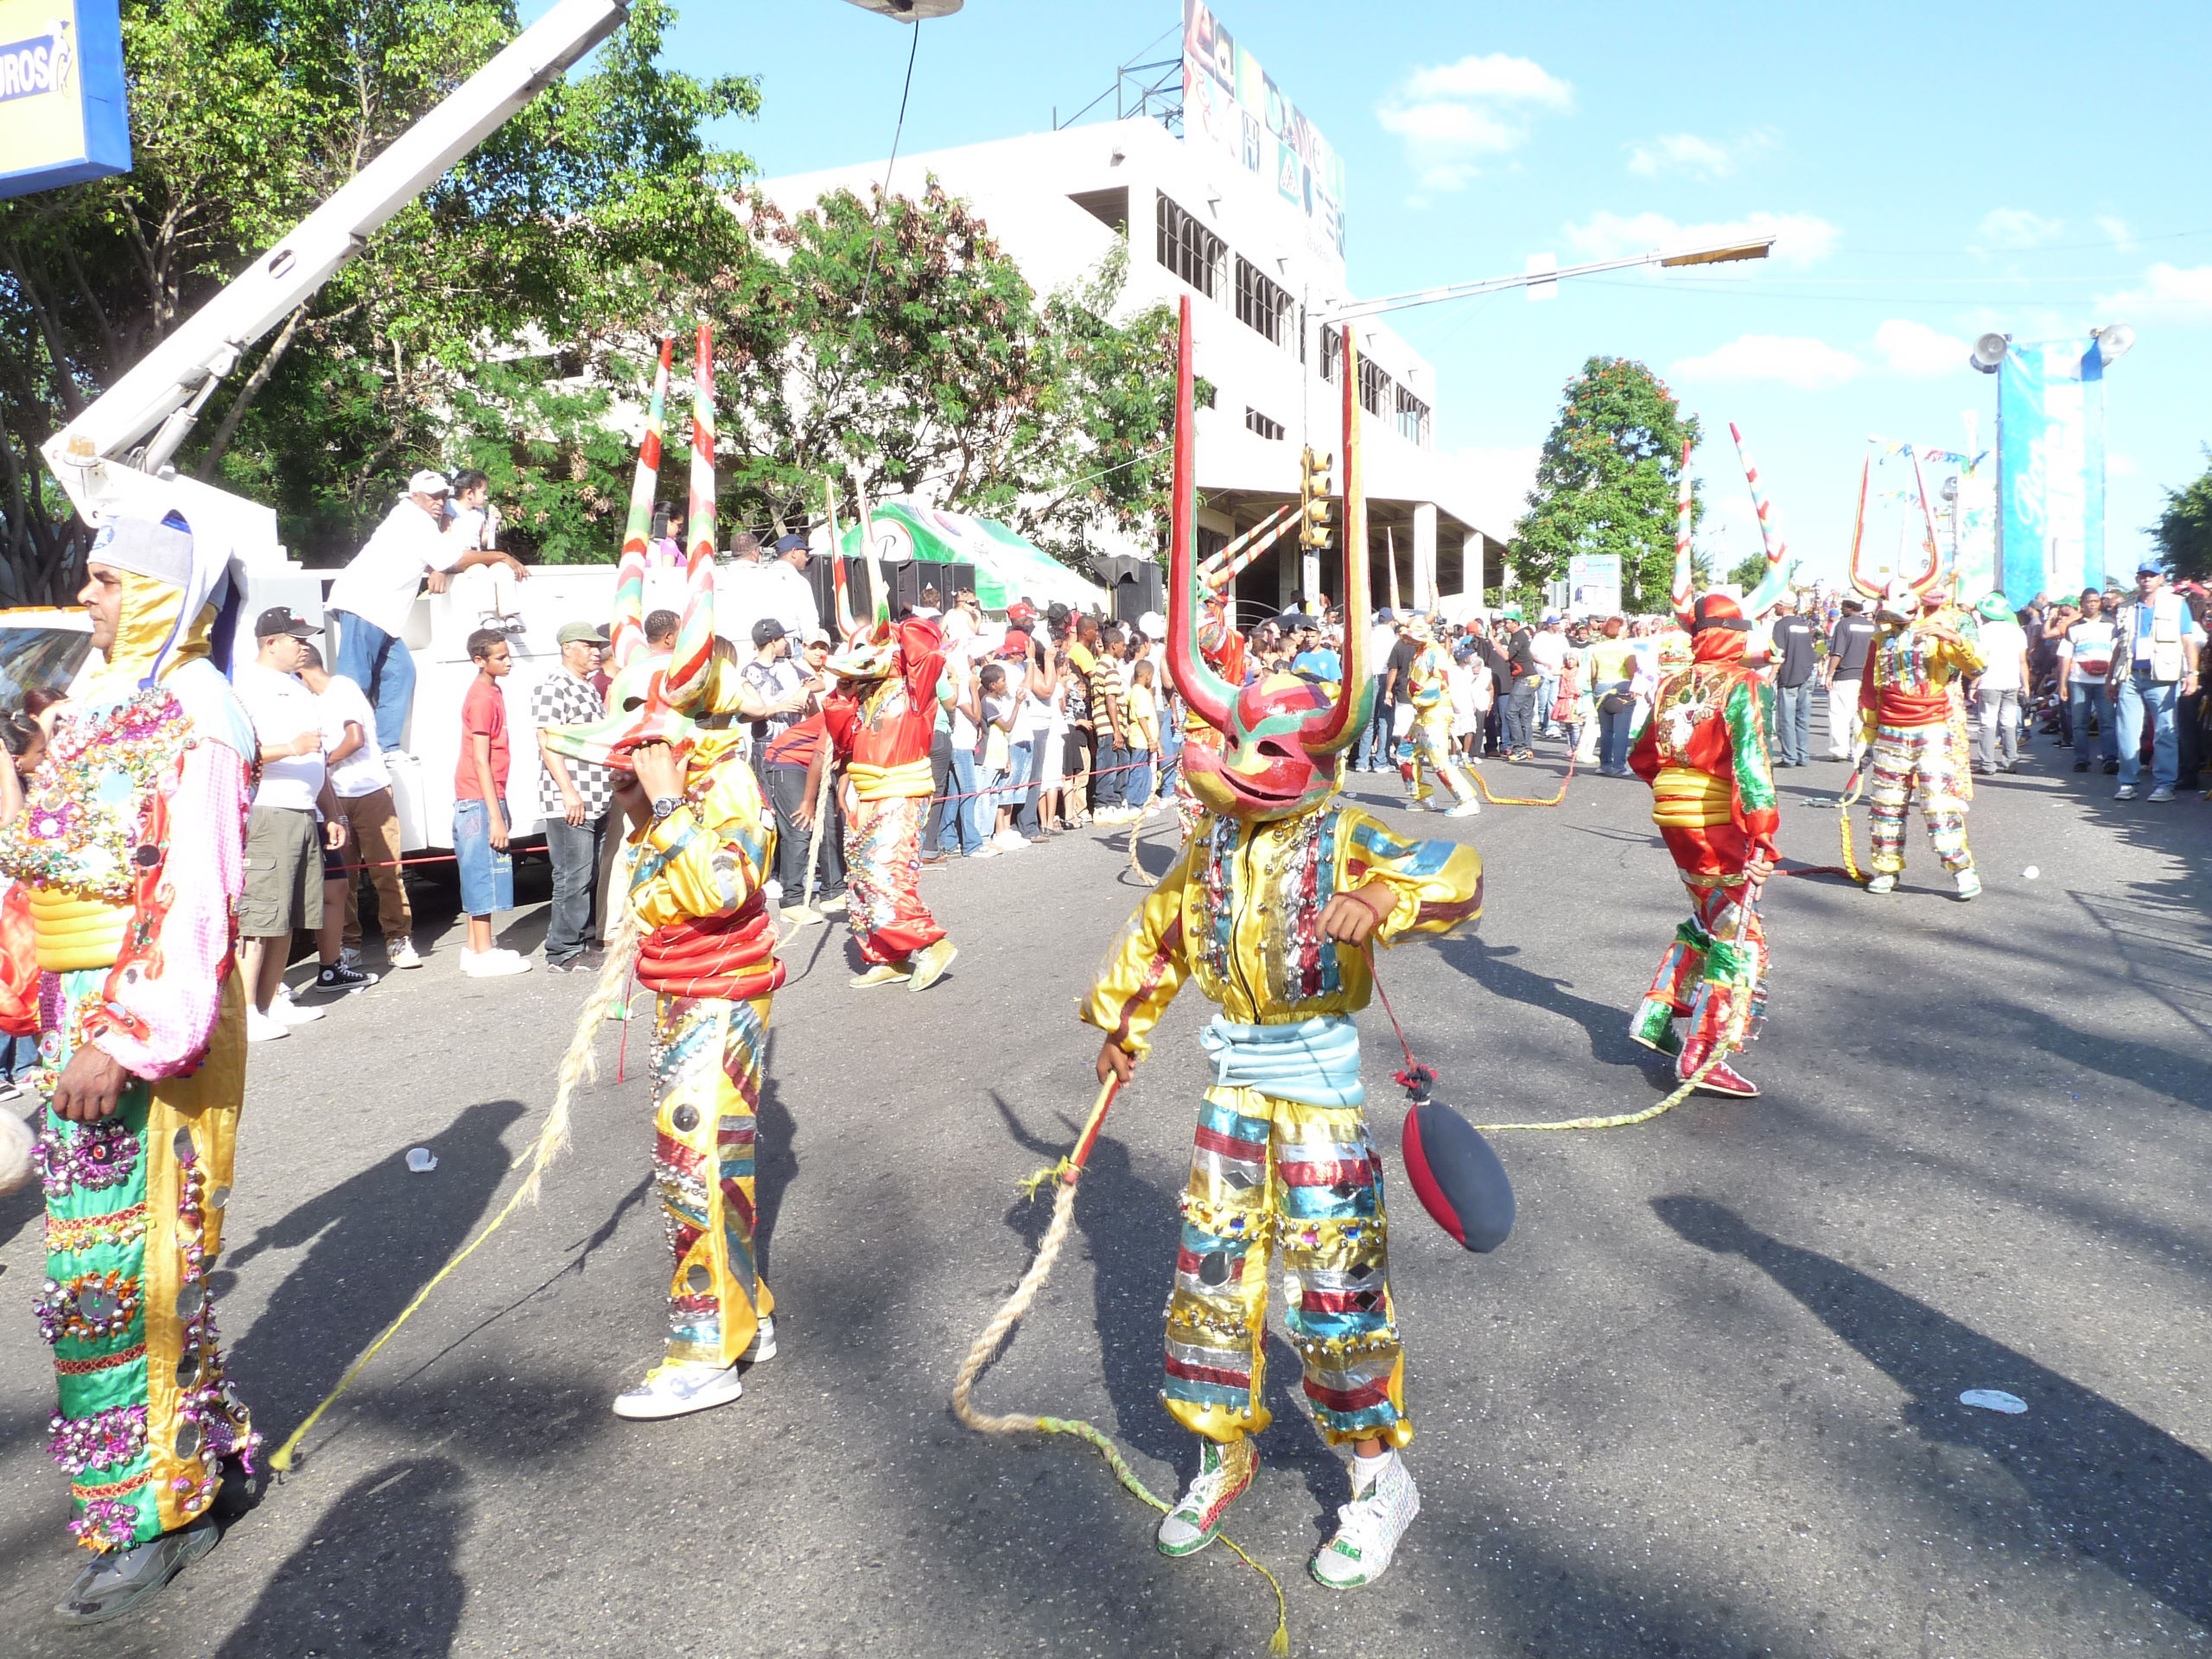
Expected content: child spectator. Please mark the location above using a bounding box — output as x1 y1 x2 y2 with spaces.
976 662 1024 851
1124 658 1160 810
300 643 418 970
454 628 531 976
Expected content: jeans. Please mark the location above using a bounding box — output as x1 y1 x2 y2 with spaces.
2116 671 2182 789
1091 739 1128 812
1596 691 1635 774
543 812 607 962
936 747 984 853
769 763 844 898
332 610 416 755
2179 688 2204 789
451 798 510 918
2069 682 2118 763
1126 748 1154 808
1016 728 1052 832
1537 672 1560 733
1002 740 1033 814
926 728 953 842
1774 680 1814 766
1974 688 2022 771
1357 694 1393 771
1504 677 1538 753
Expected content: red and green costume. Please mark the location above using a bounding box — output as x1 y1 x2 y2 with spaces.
821 618 949 968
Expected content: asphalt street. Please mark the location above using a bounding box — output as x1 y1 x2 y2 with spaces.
3 709 2209 1659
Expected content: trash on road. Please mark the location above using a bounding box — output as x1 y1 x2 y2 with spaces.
2023 866 2040 880
406 1147 438 1173
1959 1389 2026 1414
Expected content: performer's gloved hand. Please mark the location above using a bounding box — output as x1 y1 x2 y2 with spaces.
1096 1036 1135 1088
52 1044 129 1123
1320 878 1395 949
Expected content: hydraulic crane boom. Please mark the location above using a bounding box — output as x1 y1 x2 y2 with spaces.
41 0 628 539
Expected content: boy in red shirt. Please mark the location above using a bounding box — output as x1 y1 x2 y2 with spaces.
454 628 531 976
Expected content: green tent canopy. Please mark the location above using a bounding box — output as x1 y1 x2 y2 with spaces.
836 502 1109 613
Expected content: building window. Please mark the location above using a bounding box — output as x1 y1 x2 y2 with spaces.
1319 324 1342 384
1359 357 1393 418
1395 387 1432 448
1244 408 1285 442
1156 194 1224 299
1234 256 1293 349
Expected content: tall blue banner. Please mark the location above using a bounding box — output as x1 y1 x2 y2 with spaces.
1997 339 2106 606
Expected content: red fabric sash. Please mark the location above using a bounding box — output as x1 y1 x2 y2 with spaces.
637 896 787 1000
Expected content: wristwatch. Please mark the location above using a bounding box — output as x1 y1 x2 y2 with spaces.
651 795 683 822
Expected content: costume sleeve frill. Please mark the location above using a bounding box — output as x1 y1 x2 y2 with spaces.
82 740 251 1078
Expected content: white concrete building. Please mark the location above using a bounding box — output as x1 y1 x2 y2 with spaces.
760 113 1507 622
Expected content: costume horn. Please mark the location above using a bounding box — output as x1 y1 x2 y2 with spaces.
1905 448 1945 600
1164 296 1236 735
1300 321 1370 756
662 324 719 709
608 334 674 671
1847 454 1879 598
1732 422 1797 614
1672 437 1696 630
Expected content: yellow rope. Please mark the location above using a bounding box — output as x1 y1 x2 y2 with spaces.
953 1080 1291 1656
1835 766 1867 885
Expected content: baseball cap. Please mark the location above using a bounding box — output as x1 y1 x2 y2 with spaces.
803 627 831 647
751 617 788 649
1000 627 1032 658
255 606 321 640
772 533 810 558
2137 558 2164 576
556 621 609 647
1138 610 1166 641
1007 601 1039 626
407 469 450 497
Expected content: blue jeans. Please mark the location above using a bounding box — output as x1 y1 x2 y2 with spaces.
1357 696 1392 770
1091 740 1128 811
2116 671 2182 789
1596 687 1634 773
2069 682 2118 762
1126 749 1154 808
452 798 511 917
1537 673 1560 732
936 747 983 854
1775 680 1814 766
1016 729 1051 833
332 610 416 755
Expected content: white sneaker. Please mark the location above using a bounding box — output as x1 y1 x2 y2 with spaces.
992 829 1028 851
741 1316 777 1364
271 987 324 1025
612 1359 743 1420
1446 798 1482 817
460 947 533 978
245 1007 290 1044
967 843 1001 859
389 939 423 969
1311 1451 1421 1589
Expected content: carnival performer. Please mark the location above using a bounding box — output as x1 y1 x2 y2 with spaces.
0 511 260 1624
1086 302 1484 1592
1625 591 1779 1098
1857 579 1984 899
1393 615 1481 817
800 614 957 991
541 326 791 1421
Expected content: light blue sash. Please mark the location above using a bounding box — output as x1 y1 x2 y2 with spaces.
1198 1014 1364 1109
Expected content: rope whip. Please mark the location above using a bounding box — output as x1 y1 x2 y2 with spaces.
950 1076 1292 1656
268 906 644 1471
1466 751 1573 807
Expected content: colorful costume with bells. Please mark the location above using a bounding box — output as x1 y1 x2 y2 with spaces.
0 513 259 1558
821 617 950 973
1627 593 1778 1093
1085 299 1482 1589
1859 591 1982 883
1394 624 1477 811
542 327 788 1412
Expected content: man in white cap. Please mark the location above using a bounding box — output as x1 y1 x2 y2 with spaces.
325 469 529 754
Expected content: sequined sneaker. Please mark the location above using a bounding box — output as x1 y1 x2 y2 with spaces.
1312 1451 1421 1589
54 1517 219 1624
1864 874 1897 894
1954 868 1982 900
612 1359 744 1421
1678 1040 1760 1098
1156 1436 1258 1558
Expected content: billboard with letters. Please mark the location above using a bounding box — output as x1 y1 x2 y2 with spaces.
0 0 130 200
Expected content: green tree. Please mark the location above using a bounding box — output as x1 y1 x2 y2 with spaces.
0 0 755 592
1507 356 1700 613
703 181 1181 566
1726 550 1770 591
2150 447 2212 582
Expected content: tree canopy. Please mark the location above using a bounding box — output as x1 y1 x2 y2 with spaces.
1506 356 1700 613
0 0 755 591
2149 447 2212 582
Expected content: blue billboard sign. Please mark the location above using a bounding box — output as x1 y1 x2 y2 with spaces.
0 0 130 200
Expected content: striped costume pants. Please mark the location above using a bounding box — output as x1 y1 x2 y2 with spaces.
1396 709 1475 806
1867 721 1973 875
843 795 945 965
1162 1086 1409 1451
650 992 773 1369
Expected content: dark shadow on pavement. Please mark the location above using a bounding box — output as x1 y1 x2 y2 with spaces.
225 1098 529 1430
754 1033 798 1285
1438 935 1648 1070
213 1457 467 1659
1655 1194 2212 1630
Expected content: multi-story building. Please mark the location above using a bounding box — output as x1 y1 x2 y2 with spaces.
760 111 1507 621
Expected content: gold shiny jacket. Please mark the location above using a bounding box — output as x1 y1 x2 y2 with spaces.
1084 803 1484 1058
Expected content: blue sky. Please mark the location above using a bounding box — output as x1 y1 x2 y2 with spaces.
620 0 2212 586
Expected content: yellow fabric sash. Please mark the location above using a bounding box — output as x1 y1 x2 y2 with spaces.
1650 764 1732 830
849 759 934 802
31 887 130 972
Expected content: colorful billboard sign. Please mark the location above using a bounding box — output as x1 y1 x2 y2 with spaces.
1997 339 2107 605
0 0 130 200
1181 0 1345 272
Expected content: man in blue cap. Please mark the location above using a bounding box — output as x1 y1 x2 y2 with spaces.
2109 559 2203 803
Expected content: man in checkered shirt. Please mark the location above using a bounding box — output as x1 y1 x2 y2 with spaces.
532 621 617 970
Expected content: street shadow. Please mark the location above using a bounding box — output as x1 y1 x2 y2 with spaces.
213 1457 467 1659
1437 935 1649 1071
224 1098 528 1430
754 1033 798 1285
1654 1195 2212 1630
989 1090 1345 1525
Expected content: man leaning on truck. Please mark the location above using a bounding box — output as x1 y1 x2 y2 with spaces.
326 469 529 757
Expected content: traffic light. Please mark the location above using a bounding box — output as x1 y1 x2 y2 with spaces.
1300 446 1334 550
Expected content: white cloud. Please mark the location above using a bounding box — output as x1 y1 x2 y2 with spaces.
1446 445 1541 537
1975 208 2064 250
1562 209 1839 269
1872 319 1971 378
1625 130 1772 181
1669 334 1864 391
2096 263 2212 321
1377 54 1571 193
2095 214 2135 251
